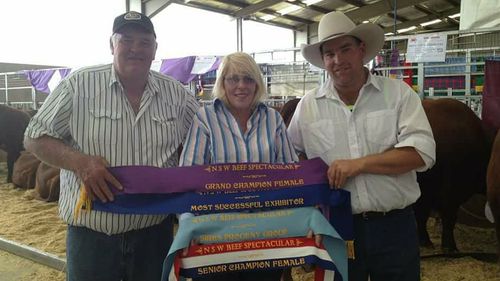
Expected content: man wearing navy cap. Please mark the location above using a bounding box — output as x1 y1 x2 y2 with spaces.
113 11 157 37
24 11 198 281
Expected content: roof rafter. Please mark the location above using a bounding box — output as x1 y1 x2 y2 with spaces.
387 12 410 24
215 0 314 25
341 0 366 7
142 0 175 18
414 4 459 26
169 0 462 33
234 0 283 18
346 0 427 22
383 6 460 33
288 0 332 14
175 0 300 30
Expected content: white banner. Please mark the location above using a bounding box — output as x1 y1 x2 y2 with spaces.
191 56 217 74
405 34 447 63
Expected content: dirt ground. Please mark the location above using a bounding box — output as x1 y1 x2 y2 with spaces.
0 162 499 281
0 250 65 281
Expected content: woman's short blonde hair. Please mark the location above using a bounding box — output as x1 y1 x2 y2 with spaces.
213 52 266 107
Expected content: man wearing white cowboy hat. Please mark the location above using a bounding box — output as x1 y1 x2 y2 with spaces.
288 11 436 281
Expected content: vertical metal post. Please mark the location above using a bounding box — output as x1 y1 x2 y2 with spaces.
293 31 297 62
418 63 424 99
391 0 397 49
31 87 37 110
237 18 243 52
465 50 471 96
4 73 8 105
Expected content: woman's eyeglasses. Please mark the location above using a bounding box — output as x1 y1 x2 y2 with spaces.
224 75 256 85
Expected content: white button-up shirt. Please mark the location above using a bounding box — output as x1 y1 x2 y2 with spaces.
288 73 436 214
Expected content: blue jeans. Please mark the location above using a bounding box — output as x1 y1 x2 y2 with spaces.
348 207 420 281
66 217 173 281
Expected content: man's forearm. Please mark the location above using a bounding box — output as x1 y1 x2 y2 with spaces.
24 135 86 172
359 147 425 175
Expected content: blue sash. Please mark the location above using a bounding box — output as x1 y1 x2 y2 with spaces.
93 186 353 241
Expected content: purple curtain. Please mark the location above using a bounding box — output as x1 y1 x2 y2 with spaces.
159 56 222 84
207 57 222 73
22 68 72 94
159 56 196 84
22 69 56 93
59 68 71 79
389 49 400 76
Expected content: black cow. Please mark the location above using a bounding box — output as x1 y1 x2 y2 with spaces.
415 98 491 252
0 104 32 183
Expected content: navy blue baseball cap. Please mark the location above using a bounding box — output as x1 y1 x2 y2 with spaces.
113 11 156 37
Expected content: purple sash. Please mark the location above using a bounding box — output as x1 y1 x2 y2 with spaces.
110 158 328 194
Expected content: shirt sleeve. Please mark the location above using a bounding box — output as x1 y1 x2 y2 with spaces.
286 98 306 155
179 107 211 166
180 89 200 137
24 79 73 141
394 82 436 171
178 106 209 220
274 110 299 163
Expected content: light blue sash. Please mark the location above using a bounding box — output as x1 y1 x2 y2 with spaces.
161 207 347 281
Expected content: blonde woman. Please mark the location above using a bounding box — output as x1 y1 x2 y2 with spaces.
179 52 298 281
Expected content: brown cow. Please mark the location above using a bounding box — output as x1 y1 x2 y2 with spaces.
280 98 301 127
0 104 31 183
12 150 41 189
35 161 60 202
487 129 500 259
415 98 491 252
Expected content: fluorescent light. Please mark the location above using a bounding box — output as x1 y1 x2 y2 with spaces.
448 13 460 19
362 20 369 23
278 5 301 15
385 32 394 36
421 19 442 27
304 0 322 5
397 26 417 33
261 15 276 21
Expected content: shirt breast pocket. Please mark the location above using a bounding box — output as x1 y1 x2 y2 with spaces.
152 106 178 125
304 119 337 157
88 108 123 145
365 109 398 149
151 106 179 140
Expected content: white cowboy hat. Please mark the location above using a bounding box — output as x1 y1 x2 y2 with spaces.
301 11 385 69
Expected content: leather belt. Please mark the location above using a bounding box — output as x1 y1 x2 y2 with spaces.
354 206 412 220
